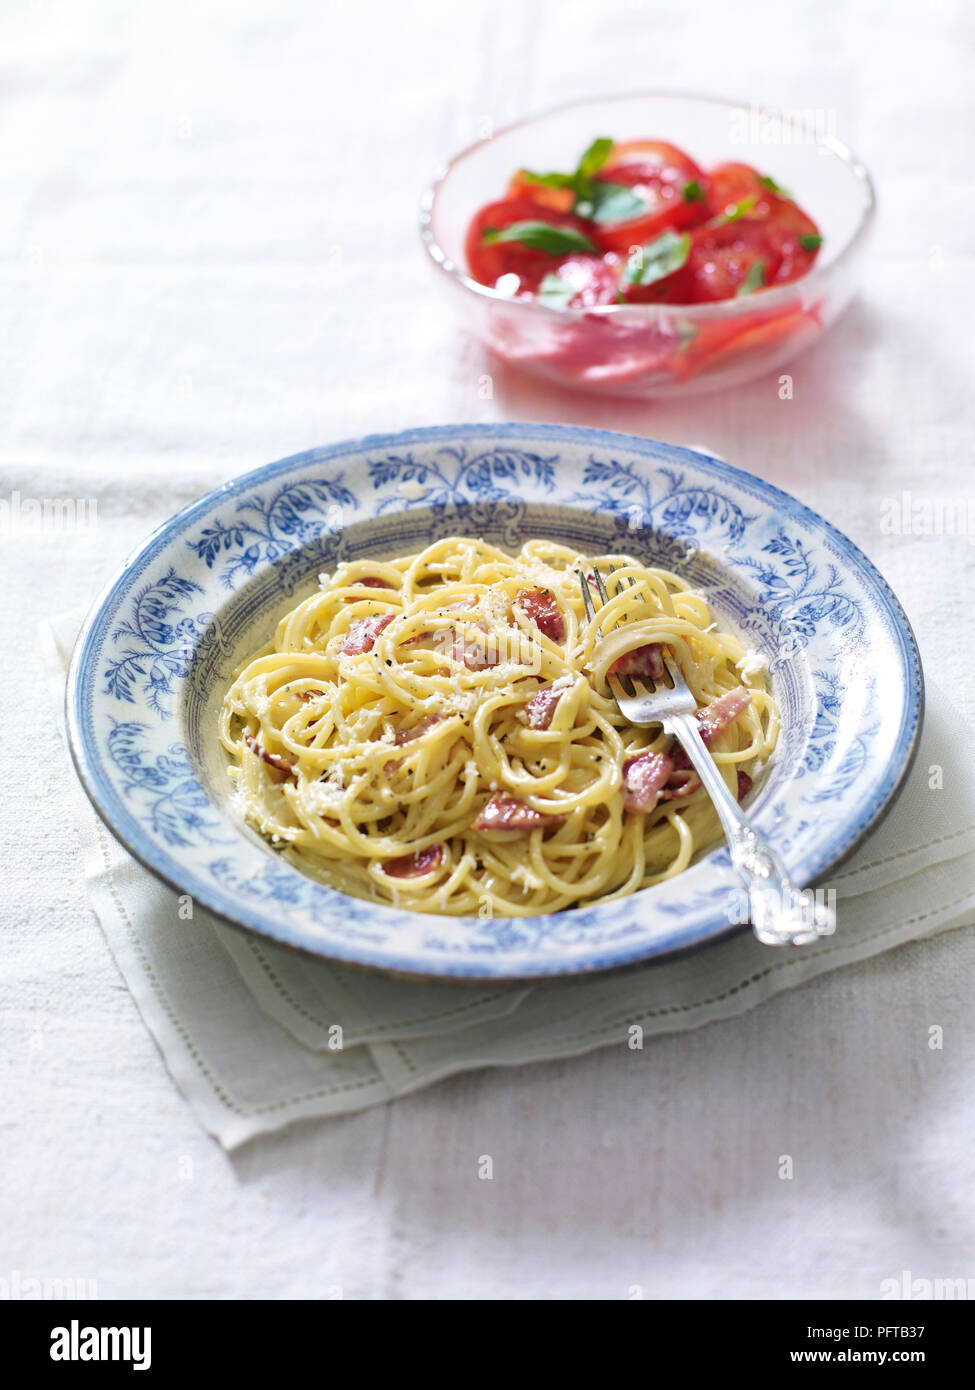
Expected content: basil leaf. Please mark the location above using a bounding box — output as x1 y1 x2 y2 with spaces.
522 137 615 210
736 260 766 297
799 233 823 251
482 221 598 255
682 180 705 204
537 272 578 309
519 168 576 190
620 230 690 288
715 193 759 224
576 136 614 182
588 181 648 224
759 174 790 196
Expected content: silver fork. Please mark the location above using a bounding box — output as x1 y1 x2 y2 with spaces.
580 564 835 946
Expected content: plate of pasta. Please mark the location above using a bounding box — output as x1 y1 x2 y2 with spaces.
66 424 923 980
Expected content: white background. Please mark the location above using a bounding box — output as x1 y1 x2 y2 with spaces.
2 0 974 1298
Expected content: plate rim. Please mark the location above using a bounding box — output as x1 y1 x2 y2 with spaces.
65 422 925 980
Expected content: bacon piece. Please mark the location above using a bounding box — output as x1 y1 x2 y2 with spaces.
696 686 751 744
382 844 444 878
658 765 753 802
516 587 565 643
472 794 567 834
659 768 700 801
297 688 326 703
522 686 562 730
340 613 393 655
621 751 674 812
669 686 754 776
609 642 665 680
393 713 445 745
243 733 294 783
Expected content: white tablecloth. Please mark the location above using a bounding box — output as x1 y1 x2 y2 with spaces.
3 0 973 1300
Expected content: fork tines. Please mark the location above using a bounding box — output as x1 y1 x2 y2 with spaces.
578 562 671 701
577 561 625 621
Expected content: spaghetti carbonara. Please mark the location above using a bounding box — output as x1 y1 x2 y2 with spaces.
220 537 778 917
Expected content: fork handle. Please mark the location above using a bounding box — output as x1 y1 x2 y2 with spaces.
665 713 836 947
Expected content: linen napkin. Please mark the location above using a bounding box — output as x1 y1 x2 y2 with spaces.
42 609 975 1149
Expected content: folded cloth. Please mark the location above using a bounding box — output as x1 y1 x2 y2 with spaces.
42 609 975 1150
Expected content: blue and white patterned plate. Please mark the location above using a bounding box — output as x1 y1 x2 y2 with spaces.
66 425 923 980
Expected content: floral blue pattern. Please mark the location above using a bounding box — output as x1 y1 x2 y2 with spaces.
107 721 227 847
104 570 206 718
733 530 865 655
188 475 358 588
68 425 923 980
368 445 558 509
570 456 754 542
798 669 881 801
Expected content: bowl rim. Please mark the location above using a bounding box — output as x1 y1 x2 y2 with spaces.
419 87 877 320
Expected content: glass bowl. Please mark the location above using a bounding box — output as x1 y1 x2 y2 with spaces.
419 91 876 398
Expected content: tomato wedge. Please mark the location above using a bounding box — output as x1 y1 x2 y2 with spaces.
706 162 777 220
692 308 820 374
464 198 597 294
506 171 575 214
761 204 822 284
669 305 823 380
705 163 822 287
682 219 784 302
591 140 710 256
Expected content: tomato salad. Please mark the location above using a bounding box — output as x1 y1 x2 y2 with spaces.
463 137 825 383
